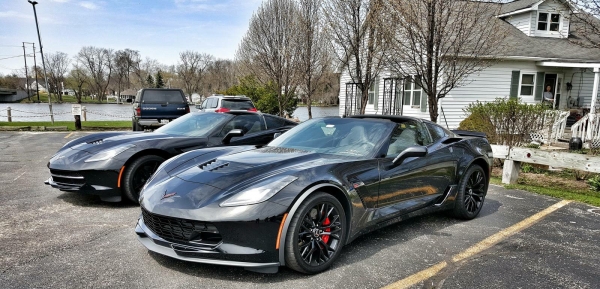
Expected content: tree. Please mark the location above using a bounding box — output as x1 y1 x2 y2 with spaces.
113 49 140 102
236 0 301 117
223 75 297 116
146 74 154 88
567 0 600 48
297 0 333 119
77 46 114 101
323 0 387 116
45 51 70 101
177 51 214 102
203 59 237 97
155 70 165 88
382 0 508 122
66 64 89 103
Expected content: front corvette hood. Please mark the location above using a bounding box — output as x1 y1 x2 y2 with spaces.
69 132 176 154
174 146 341 189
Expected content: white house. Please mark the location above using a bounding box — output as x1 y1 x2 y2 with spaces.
338 0 600 130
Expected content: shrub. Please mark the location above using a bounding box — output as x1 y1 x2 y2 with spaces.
461 98 549 146
587 175 600 191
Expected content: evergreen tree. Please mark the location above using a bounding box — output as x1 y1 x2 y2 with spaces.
155 70 165 88
146 74 154 88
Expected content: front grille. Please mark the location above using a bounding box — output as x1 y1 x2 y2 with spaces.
50 169 85 186
141 207 221 248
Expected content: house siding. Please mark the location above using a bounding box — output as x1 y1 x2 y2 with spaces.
506 13 533 36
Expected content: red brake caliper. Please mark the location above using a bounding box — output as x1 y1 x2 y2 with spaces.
322 218 331 243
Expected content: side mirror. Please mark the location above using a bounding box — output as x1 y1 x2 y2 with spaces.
392 146 427 166
222 129 244 144
126 99 132 103
273 132 282 139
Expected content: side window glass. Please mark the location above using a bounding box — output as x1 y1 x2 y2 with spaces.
426 123 447 143
200 99 208 109
265 115 286 129
386 121 420 157
209 98 218 108
219 114 263 137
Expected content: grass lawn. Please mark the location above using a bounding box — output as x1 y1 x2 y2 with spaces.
0 121 131 131
491 169 600 207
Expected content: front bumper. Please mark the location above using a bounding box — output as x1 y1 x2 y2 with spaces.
135 216 280 273
44 169 121 202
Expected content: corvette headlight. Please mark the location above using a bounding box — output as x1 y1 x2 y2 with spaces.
220 175 297 207
84 144 135 163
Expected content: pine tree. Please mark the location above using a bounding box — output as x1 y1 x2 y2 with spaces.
155 71 165 88
146 74 154 88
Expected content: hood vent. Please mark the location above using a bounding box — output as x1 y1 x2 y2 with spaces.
87 139 104 145
198 159 253 173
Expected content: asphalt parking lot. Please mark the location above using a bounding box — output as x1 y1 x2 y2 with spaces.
0 131 599 289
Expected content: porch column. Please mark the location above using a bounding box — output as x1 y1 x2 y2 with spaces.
588 67 600 141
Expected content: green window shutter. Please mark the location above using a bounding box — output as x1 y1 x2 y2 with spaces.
510 70 520 99
421 92 427 112
534 72 545 101
374 78 379 110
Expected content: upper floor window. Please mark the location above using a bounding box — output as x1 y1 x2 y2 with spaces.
538 13 560 31
403 76 422 107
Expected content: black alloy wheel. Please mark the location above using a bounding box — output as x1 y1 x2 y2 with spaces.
285 192 346 274
122 155 165 204
452 164 488 220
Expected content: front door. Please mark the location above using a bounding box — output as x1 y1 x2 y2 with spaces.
544 74 557 109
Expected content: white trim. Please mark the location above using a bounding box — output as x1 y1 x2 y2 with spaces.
497 0 545 18
537 61 600 69
519 73 536 97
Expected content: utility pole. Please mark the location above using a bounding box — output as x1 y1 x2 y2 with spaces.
22 42 31 101
28 0 54 124
32 42 39 102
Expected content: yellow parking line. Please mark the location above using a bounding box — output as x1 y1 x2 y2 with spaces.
64 132 74 139
382 200 572 289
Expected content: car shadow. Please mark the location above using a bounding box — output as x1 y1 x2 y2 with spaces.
145 198 501 282
57 192 137 209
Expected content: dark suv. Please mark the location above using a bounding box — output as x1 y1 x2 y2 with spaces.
130 88 190 131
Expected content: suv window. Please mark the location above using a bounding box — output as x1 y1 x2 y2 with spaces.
208 98 218 108
142 90 185 104
222 99 255 110
218 114 263 136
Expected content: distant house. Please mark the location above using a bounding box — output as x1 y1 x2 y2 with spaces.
28 81 47 93
62 89 75 96
339 0 600 129
120 89 137 102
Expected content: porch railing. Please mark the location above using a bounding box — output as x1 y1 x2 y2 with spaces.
571 114 600 144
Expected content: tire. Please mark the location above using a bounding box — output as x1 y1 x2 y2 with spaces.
284 192 347 274
122 155 165 204
451 164 488 220
132 121 143 131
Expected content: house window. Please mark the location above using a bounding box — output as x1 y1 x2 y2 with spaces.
538 13 560 31
520 74 535 96
368 78 378 105
403 76 422 107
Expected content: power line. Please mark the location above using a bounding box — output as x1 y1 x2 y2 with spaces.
0 54 36 61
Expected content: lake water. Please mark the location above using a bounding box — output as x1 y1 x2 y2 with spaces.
0 103 340 122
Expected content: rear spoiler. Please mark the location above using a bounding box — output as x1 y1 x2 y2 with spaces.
451 130 487 138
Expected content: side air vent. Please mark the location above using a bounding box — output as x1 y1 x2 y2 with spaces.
198 160 230 172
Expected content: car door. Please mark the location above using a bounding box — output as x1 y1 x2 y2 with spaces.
376 120 456 215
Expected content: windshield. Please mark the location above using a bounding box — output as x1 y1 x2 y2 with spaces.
155 112 231 137
268 118 393 157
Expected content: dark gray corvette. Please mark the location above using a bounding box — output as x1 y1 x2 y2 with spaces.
45 111 297 203
136 115 492 274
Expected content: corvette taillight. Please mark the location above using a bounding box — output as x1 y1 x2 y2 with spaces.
215 108 230 113
135 106 141 116
247 108 257 112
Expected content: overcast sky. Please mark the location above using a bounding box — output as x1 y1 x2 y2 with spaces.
0 0 262 75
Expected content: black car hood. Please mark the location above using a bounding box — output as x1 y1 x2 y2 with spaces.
175 146 340 189
141 147 351 211
70 132 177 154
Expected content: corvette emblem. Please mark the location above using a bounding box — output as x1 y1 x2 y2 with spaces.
161 190 177 200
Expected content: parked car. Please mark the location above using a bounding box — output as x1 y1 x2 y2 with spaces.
135 115 492 274
196 94 257 113
130 88 190 131
45 112 297 204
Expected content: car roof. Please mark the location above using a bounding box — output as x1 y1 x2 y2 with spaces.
207 95 252 100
